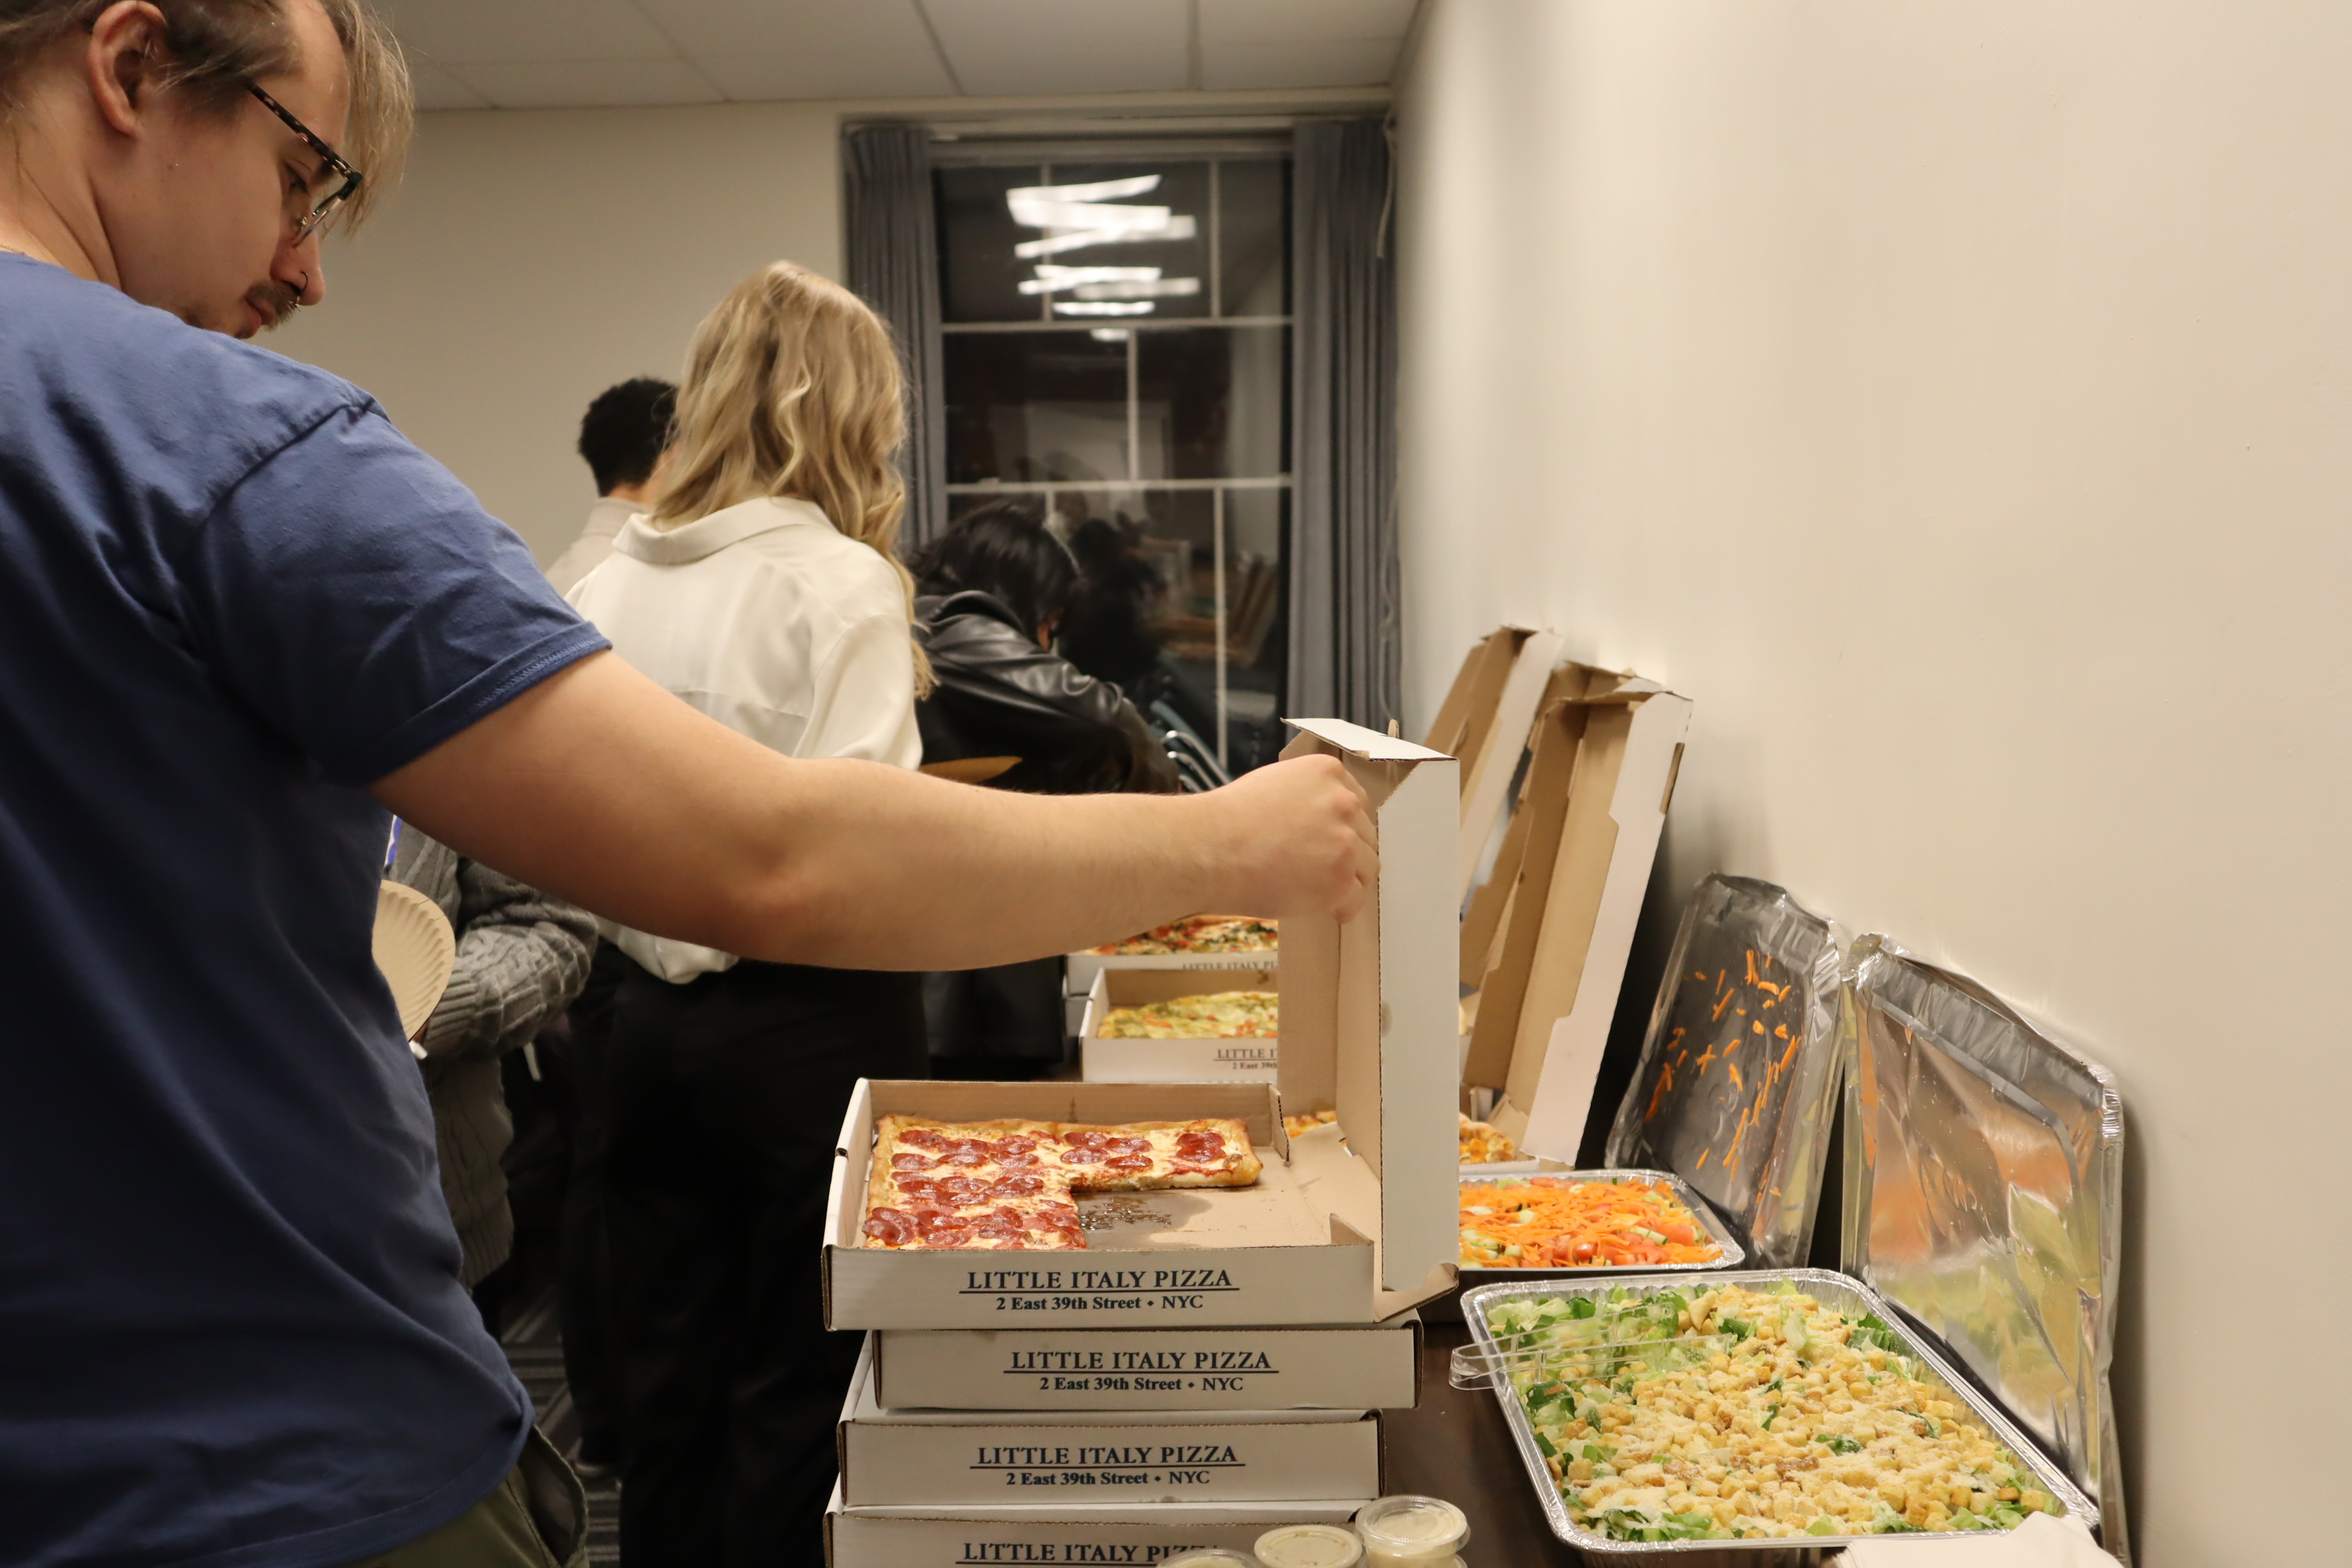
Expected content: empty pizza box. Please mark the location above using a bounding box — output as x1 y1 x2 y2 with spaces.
1457 665 1692 1160
824 718 1461 1332
835 1339 1382 1508
1420 623 1567 903
1078 966 1279 1084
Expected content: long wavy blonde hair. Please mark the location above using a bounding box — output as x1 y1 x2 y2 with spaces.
650 260 930 692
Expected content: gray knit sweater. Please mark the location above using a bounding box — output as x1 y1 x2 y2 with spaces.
391 830 597 1288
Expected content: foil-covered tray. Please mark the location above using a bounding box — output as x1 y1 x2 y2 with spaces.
1455 1169 1747 1283
1843 936 2128 1562
1458 1269 2099 1566
1607 876 1843 1267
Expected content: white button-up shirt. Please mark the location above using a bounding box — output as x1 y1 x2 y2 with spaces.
568 494 922 981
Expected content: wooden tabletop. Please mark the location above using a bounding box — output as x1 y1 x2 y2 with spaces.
1384 1314 1584 1565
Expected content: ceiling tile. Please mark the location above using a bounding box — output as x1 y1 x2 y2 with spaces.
1199 0 1417 48
375 0 679 65
448 58 726 110
694 52 959 100
921 0 1191 96
635 0 956 99
406 58 492 111
1201 36 1400 90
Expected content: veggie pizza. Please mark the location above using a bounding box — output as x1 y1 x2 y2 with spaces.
861 1115 1263 1251
1099 990 1278 1039
1090 914 1279 956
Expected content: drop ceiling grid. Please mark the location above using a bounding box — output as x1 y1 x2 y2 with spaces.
380 0 1410 111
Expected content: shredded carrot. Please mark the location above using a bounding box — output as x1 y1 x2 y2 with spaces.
1695 1148 1711 1168
1775 1023 1790 1040
1744 949 1758 985
1712 990 1736 1022
1458 1178 1721 1268
1728 1062 1744 1093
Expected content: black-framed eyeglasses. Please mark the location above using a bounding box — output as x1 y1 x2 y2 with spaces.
247 82 362 242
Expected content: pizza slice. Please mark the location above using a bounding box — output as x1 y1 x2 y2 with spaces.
1046 1118 1263 1192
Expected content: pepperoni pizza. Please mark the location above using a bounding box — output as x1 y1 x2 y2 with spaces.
859 1114 1263 1251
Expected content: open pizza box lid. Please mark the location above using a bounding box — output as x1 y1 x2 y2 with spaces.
1457 665 1691 1161
1420 624 1566 901
821 717 1459 1331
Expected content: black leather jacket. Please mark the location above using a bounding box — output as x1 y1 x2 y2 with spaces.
915 592 1178 796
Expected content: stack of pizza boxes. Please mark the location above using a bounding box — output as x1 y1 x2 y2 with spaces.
822 721 1461 1568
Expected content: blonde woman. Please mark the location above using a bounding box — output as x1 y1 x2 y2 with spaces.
567 262 930 1566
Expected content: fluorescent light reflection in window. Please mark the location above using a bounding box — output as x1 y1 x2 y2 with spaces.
1053 300 1155 317
1014 220 1197 259
1017 264 1164 296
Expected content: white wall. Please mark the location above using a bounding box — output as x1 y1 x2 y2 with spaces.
1397 2 2350 1561
272 102 846 562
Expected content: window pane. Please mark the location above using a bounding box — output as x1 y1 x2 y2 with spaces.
944 332 1129 485
937 166 1045 323
1223 488 1290 772
1011 161 1212 325
1136 326 1287 480
1218 159 1289 318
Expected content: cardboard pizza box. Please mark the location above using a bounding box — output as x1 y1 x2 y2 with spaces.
824 1485 1367 1568
1420 624 1566 902
836 1338 1381 1507
1458 671 1691 1163
824 718 1459 1332
872 1312 1422 1413
1079 967 1280 1084
1065 934 1280 999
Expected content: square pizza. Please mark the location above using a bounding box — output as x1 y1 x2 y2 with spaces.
859 1114 1263 1251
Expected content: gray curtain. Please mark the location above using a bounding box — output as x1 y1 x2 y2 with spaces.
1287 118 1400 730
844 124 948 549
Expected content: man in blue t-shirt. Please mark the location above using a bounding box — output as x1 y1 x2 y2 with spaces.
0 6 1376 1566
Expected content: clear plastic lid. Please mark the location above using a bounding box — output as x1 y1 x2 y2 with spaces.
1159 1552 1259 1568
1253 1522 1364 1568
1354 1495 1469 1562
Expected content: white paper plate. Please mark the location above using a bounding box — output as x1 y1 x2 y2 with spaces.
375 880 455 1044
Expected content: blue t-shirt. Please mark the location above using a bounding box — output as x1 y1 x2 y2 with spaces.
0 255 610 1567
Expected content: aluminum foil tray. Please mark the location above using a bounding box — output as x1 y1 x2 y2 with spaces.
1607 876 1844 1268
1456 1169 1747 1284
1460 1268 2098 1567
1843 936 2127 1559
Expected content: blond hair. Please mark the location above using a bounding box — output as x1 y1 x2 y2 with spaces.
651 260 930 694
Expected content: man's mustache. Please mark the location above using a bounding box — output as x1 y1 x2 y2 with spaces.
248 280 303 331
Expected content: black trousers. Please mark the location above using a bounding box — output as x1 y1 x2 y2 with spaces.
556 940 631 1464
605 955 925 1568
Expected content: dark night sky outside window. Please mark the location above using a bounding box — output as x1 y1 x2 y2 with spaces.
935 148 1292 774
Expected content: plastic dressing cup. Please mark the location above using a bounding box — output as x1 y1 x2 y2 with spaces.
1159 1552 1259 1568
1253 1523 1364 1567
1355 1495 1470 1566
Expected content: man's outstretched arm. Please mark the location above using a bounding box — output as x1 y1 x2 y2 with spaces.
372 651 1376 972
